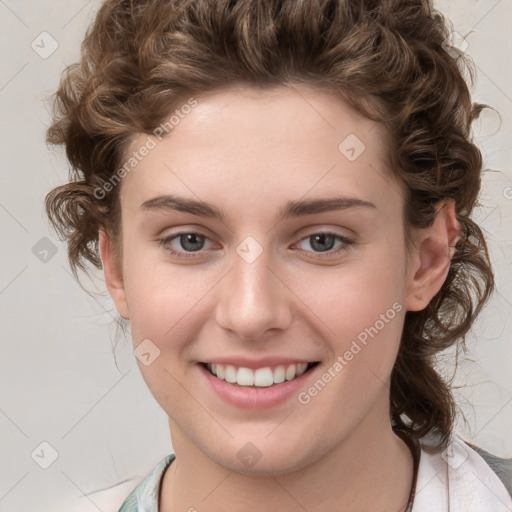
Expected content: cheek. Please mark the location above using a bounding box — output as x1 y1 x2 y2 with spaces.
122 261 212 406
293 284 405 429
290 247 407 387
122 250 223 347
296 246 406 334
126 280 187 340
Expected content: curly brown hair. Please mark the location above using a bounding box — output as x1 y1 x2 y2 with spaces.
45 0 494 450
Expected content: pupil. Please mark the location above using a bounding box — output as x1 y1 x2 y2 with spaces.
181 233 204 251
311 234 334 252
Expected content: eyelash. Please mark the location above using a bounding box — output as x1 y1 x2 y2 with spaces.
157 231 355 259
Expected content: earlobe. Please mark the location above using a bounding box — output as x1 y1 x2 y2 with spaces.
99 228 130 320
405 200 459 312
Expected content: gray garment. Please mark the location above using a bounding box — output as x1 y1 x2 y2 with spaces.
471 443 512 498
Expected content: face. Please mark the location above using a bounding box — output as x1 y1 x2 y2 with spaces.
101 84 438 474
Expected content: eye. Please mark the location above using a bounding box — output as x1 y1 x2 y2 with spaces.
157 230 354 259
157 232 217 257
293 232 354 257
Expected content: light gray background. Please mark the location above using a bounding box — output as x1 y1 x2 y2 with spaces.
0 1 511 511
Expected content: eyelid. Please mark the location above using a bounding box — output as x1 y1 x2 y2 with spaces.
156 223 216 239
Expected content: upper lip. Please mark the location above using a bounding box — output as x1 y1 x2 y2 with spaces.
199 357 320 369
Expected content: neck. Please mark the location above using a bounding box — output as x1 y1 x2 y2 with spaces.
160 411 413 512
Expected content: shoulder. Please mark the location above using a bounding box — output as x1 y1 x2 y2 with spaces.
68 454 176 512
118 453 176 512
67 479 140 512
468 442 512 497
413 434 512 512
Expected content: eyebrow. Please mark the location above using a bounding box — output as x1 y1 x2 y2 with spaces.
140 194 376 221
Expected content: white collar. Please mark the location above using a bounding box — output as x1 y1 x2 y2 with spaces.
413 435 512 511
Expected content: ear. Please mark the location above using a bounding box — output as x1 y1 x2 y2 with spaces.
405 199 459 312
99 228 130 320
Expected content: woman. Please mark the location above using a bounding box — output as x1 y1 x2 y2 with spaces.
45 0 512 510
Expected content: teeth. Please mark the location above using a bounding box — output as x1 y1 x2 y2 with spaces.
225 365 237 383
273 365 286 384
206 362 311 387
216 364 225 380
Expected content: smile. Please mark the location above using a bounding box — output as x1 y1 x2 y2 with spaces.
201 362 320 387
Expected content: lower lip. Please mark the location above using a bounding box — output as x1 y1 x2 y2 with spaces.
198 363 320 409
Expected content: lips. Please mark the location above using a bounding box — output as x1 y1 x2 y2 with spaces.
198 360 322 409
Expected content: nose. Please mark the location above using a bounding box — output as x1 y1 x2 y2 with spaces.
214 250 293 341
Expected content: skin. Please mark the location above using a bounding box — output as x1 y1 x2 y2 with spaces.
100 84 458 511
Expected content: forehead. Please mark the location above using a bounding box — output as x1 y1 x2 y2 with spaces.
120 84 402 215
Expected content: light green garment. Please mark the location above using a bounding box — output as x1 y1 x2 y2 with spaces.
118 454 175 512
